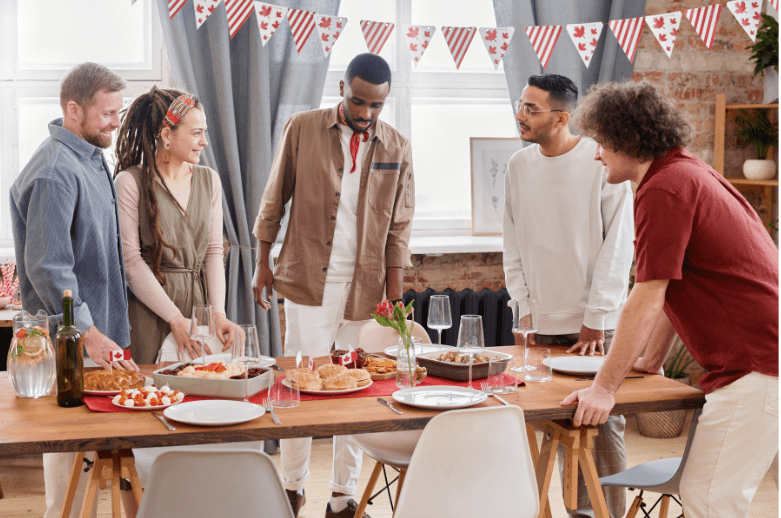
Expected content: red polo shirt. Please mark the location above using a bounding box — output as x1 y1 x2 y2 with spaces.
634 148 778 393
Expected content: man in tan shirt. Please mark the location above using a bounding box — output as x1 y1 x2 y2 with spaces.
252 53 414 518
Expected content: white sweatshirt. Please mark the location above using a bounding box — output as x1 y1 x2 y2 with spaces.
502 138 634 334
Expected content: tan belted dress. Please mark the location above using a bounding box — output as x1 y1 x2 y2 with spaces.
125 165 212 365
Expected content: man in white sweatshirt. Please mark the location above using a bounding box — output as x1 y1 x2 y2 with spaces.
503 74 634 518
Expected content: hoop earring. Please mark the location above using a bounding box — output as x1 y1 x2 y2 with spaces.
164 141 171 163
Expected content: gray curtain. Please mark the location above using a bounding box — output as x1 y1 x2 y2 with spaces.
155 0 339 358
493 0 646 126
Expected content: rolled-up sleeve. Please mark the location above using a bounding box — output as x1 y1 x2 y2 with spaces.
385 139 414 269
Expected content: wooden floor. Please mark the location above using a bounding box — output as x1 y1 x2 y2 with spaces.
0 415 776 517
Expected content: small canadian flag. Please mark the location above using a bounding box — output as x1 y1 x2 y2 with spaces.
111 349 131 361
308 357 316 371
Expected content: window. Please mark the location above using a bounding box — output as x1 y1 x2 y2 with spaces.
0 0 165 250
324 0 519 234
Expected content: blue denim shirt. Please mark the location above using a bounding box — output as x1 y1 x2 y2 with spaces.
10 119 130 347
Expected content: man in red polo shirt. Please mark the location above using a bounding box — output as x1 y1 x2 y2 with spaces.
562 81 778 517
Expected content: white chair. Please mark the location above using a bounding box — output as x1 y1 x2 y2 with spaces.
355 318 432 352
136 450 294 518
393 405 539 518
600 409 702 518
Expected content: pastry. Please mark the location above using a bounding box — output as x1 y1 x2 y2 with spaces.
84 369 145 391
287 368 323 391
322 373 358 391
317 363 347 379
345 368 371 387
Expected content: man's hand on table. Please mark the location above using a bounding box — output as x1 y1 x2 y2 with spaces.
566 325 605 356
561 382 615 427
83 326 139 371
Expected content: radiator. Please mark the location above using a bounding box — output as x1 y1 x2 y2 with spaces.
401 288 514 349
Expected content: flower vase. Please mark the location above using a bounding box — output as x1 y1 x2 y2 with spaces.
396 337 420 389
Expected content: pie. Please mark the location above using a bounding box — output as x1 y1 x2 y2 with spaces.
84 369 146 391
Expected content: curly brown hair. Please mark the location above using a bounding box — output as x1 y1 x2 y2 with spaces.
572 81 692 161
114 86 202 285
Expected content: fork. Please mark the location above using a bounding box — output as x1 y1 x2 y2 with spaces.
263 398 281 425
480 382 511 406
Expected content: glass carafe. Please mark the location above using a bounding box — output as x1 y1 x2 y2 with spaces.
8 310 56 398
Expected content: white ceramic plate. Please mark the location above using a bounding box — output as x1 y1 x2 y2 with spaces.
543 356 606 375
391 386 487 410
163 400 265 426
84 376 153 396
111 398 182 411
384 344 455 357
282 377 373 395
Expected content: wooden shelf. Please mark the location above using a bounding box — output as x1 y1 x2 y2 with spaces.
725 103 779 110
726 178 779 187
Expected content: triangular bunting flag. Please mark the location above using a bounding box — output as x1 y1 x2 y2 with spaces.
225 0 254 38
193 0 222 29
361 20 395 54
645 12 682 58
726 0 762 42
168 0 188 19
770 0 779 15
608 17 644 63
315 14 347 58
479 27 514 70
566 22 603 67
525 25 562 70
132 0 139 4
288 9 316 53
402 25 435 67
255 2 287 46
442 26 477 70
685 5 723 50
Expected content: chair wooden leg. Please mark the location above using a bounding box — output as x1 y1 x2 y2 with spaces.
354 461 383 518
626 495 643 518
659 495 670 518
394 469 406 506
61 452 86 518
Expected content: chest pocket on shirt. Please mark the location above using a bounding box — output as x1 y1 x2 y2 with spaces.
367 163 400 210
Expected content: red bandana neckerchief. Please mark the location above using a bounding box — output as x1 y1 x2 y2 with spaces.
338 103 370 173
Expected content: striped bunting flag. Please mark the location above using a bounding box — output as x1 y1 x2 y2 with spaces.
288 9 316 53
442 26 476 70
525 25 562 70
168 0 188 19
770 0 779 15
225 0 254 38
608 17 644 63
685 5 722 50
361 20 395 54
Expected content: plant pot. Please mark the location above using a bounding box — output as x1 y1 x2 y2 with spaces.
636 374 691 438
763 66 779 104
743 159 777 181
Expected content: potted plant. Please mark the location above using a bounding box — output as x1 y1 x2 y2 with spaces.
747 13 779 104
735 109 778 180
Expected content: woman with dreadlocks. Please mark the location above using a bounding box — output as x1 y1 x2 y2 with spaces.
114 87 235 364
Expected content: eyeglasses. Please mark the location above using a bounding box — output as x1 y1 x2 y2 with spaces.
514 100 564 118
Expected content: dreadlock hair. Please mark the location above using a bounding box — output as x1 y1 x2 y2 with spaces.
114 86 202 286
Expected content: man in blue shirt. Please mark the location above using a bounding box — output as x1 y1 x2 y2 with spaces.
10 62 138 518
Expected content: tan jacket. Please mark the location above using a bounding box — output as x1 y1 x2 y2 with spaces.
253 105 415 321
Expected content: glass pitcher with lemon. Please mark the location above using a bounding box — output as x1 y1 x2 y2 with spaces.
8 310 56 398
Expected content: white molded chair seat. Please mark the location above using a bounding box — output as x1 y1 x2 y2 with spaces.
136 450 294 518
356 319 432 352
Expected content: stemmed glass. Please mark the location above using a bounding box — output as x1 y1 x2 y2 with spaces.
190 304 215 365
232 324 261 403
456 315 485 389
512 299 537 373
427 295 452 350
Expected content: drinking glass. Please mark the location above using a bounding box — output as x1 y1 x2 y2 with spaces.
524 348 552 382
456 315 485 389
512 300 537 373
427 295 452 350
487 357 517 394
232 324 262 402
190 304 215 365
270 369 300 408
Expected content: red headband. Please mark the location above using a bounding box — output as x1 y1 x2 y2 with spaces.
158 94 197 135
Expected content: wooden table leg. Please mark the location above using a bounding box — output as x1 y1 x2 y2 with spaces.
60 452 86 518
121 449 144 510
535 423 561 518
526 424 552 518
80 453 103 518
576 427 610 518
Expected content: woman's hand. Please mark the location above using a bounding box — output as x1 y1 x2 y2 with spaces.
169 313 208 359
214 312 236 352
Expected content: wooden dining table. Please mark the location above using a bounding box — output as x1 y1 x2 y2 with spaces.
0 345 705 518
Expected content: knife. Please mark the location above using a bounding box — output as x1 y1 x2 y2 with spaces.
576 375 644 381
152 412 176 431
377 397 403 414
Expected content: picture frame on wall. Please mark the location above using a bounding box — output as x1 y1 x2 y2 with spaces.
469 137 523 235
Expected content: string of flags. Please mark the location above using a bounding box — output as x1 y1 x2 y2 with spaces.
158 0 779 70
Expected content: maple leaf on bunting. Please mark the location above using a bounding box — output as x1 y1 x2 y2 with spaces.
742 18 750 26
591 28 598 34
503 32 509 39
573 26 585 38
407 26 419 38
752 1 758 7
276 11 281 17
488 45 496 54
334 31 340 38
585 55 590 61
753 11 760 20
321 33 330 42
590 37 598 47
501 41 509 51
422 40 428 48
319 17 331 28
671 28 678 36
259 5 271 17
260 21 268 30
272 20 279 28
196 5 203 13
337 22 342 28
578 42 586 51
424 31 431 37
659 33 667 41
734 1 746 14
410 43 418 51
666 46 671 51
653 17 665 29
485 29 497 41
208 5 215 12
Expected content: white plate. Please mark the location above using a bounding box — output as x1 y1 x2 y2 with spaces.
164 400 265 426
391 386 487 410
84 376 153 396
111 398 182 411
384 344 455 357
282 377 373 395
543 356 606 375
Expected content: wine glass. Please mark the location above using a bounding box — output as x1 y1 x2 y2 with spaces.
232 324 261 403
190 304 215 365
427 295 452 350
456 315 485 389
512 299 537 373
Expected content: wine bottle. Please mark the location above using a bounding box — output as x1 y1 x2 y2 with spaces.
56 289 83 407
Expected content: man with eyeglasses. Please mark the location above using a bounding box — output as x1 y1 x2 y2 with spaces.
502 74 634 518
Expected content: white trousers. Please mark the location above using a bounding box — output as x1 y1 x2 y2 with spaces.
680 371 779 517
281 281 369 495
